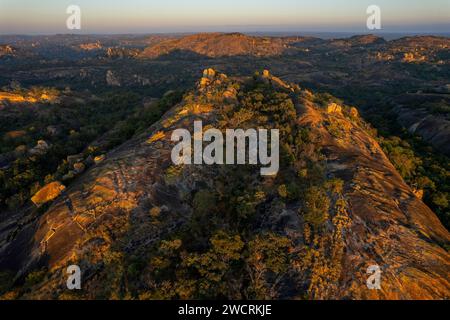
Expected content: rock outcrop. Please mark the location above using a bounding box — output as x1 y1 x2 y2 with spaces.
79 42 102 51
29 140 50 156
327 103 343 115
0 45 15 57
106 70 121 87
394 106 450 156
31 182 66 206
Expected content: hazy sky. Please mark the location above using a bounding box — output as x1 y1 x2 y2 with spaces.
0 0 449 34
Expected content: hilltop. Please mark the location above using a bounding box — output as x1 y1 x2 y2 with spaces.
140 33 304 58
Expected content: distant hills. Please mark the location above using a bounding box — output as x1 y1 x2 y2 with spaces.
140 32 313 58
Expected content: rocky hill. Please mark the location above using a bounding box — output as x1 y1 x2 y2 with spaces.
391 36 450 49
0 45 15 57
329 35 386 47
393 92 450 157
0 69 448 300
140 33 297 58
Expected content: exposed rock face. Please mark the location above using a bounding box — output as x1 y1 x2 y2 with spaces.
105 47 141 59
0 92 37 103
402 52 426 63
199 68 228 91
0 70 448 300
349 107 359 118
79 42 102 51
106 70 121 86
327 103 343 115
203 68 216 79
0 45 15 57
223 87 238 100
305 105 450 299
31 182 66 206
394 106 450 156
0 90 58 104
261 69 298 92
29 140 50 156
199 68 217 87
94 154 106 164
413 189 424 200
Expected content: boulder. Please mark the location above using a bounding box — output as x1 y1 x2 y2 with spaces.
349 107 359 118
106 70 121 86
29 140 50 156
200 68 217 88
73 162 85 174
94 154 106 164
202 68 216 79
413 189 424 200
31 181 66 206
223 87 238 100
261 69 294 91
327 103 343 115
200 78 210 87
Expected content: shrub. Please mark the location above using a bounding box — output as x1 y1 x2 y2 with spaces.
193 190 216 216
326 178 344 194
433 192 449 208
301 186 330 228
24 269 47 288
246 233 292 299
278 185 288 198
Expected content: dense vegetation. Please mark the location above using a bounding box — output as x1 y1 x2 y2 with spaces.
0 88 182 213
375 111 450 230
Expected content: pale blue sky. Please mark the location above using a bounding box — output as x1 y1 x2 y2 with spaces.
0 0 449 34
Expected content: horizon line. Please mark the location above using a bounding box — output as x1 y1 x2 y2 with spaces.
1 30 450 37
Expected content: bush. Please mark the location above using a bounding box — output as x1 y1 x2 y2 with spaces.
24 269 47 288
193 190 216 216
301 186 330 228
433 192 449 208
246 233 292 299
184 231 244 297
